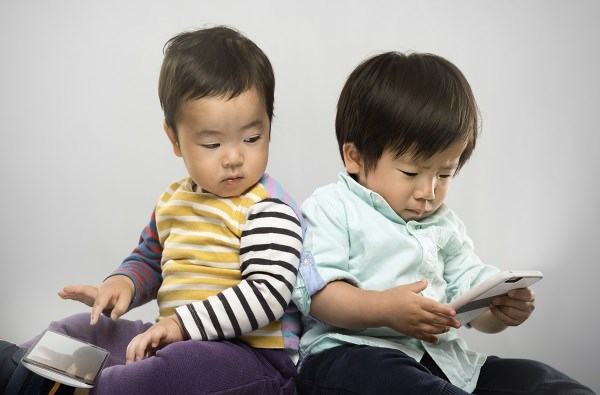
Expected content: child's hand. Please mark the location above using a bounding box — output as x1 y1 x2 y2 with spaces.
126 315 185 363
58 275 134 324
58 284 98 308
310 279 460 345
489 287 536 326
380 280 460 344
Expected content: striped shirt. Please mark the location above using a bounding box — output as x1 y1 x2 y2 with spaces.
112 174 303 349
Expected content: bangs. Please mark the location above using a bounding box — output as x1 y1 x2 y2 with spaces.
337 52 479 173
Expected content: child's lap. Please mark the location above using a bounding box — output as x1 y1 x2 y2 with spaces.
22 313 296 394
20 312 151 366
97 340 296 394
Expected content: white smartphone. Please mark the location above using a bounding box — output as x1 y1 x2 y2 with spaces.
449 270 543 325
20 330 109 388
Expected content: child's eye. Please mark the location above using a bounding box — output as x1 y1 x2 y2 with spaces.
439 174 453 179
244 134 262 144
399 170 417 177
201 143 220 149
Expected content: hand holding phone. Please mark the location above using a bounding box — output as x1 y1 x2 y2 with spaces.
449 270 543 326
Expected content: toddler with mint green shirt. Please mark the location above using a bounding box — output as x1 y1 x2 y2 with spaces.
294 171 499 389
293 51 593 394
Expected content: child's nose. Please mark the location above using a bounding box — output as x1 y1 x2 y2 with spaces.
223 148 243 168
414 178 436 200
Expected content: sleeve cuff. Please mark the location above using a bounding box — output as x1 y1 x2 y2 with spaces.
298 250 326 295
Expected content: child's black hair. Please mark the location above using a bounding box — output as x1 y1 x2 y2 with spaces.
159 26 274 135
336 51 479 174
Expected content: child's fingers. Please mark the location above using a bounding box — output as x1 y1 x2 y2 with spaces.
492 294 535 313
421 301 460 328
126 331 158 363
490 304 531 326
507 287 535 302
126 335 149 363
420 297 456 316
90 294 113 325
149 330 165 348
426 313 460 330
125 325 170 363
58 284 97 306
406 279 429 294
110 295 130 320
89 306 103 325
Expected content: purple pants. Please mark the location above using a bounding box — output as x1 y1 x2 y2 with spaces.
21 313 296 394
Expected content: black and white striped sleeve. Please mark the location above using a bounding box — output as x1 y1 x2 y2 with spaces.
175 198 303 341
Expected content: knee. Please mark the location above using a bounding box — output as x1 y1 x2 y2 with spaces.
480 358 594 394
47 313 91 335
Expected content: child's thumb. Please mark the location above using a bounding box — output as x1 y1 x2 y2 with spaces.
410 278 429 293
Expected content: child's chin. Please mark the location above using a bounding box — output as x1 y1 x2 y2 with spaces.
401 212 429 222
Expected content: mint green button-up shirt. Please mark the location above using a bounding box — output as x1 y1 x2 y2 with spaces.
292 172 500 392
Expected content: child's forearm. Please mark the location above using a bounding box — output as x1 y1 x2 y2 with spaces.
112 209 163 308
310 280 386 329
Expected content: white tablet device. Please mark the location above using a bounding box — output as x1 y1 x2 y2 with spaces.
21 330 109 388
450 270 543 326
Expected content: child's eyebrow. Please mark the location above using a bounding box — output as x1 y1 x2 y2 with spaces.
241 119 264 131
398 157 459 170
418 164 459 170
441 163 459 170
194 120 264 137
194 130 221 139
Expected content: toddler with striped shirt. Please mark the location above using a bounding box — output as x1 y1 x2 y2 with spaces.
1 25 303 395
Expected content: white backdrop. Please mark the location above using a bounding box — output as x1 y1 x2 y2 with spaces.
1 1 599 392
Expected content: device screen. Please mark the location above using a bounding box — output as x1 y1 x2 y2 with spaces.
23 330 109 385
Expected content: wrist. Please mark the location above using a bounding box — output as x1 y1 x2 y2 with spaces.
105 274 135 294
171 313 188 339
373 289 393 328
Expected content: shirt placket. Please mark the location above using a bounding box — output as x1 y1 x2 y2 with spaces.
407 226 436 297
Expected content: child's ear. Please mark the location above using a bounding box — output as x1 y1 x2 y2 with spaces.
342 143 362 174
164 121 182 157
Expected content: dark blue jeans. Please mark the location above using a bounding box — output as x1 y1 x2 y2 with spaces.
297 345 594 394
